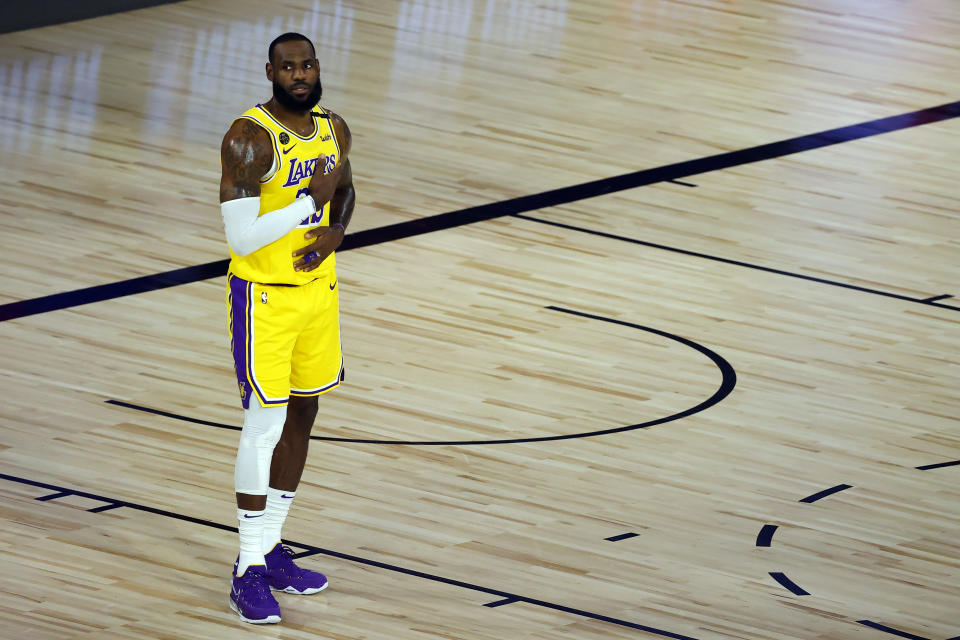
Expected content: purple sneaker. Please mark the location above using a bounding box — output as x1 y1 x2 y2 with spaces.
264 544 329 594
229 561 281 624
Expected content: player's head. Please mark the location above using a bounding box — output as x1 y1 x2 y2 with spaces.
266 32 322 112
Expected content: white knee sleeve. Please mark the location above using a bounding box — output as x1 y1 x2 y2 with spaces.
235 402 287 495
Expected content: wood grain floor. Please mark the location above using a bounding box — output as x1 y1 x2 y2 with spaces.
1 1 958 638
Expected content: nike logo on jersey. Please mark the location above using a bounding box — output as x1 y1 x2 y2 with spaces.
282 144 297 155
329 280 337 290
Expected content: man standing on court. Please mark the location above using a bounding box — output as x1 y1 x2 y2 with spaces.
218 32 355 624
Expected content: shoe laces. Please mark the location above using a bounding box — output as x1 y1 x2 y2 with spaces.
236 567 271 597
275 545 302 574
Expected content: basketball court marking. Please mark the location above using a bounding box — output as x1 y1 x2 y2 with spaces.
606 532 641 542
768 572 810 596
0 471 702 640
755 467 958 637
855 621 932 640
799 484 854 503
1 100 958 323
755 525 778 548
105 305 737 445
916 460 960 471
511 215 960 312
9 462 954 639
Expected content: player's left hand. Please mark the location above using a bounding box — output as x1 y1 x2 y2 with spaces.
293 225 345 271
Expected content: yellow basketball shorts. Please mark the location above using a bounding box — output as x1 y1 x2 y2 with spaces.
226 271 343 409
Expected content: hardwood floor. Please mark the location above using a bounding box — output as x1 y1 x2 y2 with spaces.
0 1 958 638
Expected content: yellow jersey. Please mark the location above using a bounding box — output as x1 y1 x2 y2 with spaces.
227 103 341 285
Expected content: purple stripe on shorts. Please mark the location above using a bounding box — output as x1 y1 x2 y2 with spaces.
228 274 254 410
243 283 280 406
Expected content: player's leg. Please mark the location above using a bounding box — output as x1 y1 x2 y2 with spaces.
226 275 297 622
261 395 317 553
235 401 288 569
262 272 342 595
279 271 343 502
268 394 319 492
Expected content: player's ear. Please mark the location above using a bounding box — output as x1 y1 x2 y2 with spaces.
265 62 273 82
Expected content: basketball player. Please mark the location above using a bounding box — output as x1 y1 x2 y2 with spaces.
218 32 354 624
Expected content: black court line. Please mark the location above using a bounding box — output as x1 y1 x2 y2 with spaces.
0 260 229 322
0 471 702 640
106 399 241 431
88 503 125 513
759 467 958 638
36 490 73 501
916 460 960 471
769 571 810 596
799 484 853 503
107 305 737 445
921 294 954 303
605 532 640 542
1 101 958 323
666 179 697 187
512 214 960 313
484 597 521 608
857 620 931 640
755 524 778 548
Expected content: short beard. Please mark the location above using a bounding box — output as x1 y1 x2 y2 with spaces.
272 79 322 113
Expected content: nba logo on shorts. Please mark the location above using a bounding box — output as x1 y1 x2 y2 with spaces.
261 292 268 304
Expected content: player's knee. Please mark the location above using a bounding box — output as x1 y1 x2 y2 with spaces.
235 402 287 494
239 402 287 450
287 395 318 432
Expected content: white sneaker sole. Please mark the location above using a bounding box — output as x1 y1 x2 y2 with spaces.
229 595 281 624
272 581 329 595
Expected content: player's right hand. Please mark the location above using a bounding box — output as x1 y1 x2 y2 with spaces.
307 154 343 207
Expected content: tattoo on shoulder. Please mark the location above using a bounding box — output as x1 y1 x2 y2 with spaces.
220 119 273 201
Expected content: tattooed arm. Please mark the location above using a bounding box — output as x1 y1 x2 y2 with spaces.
220 118 273 203
327 112 355 232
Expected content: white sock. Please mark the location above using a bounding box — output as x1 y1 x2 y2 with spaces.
237 508 266 575
262 487 295 554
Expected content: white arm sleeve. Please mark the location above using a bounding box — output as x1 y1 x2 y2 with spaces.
221 195 317 257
